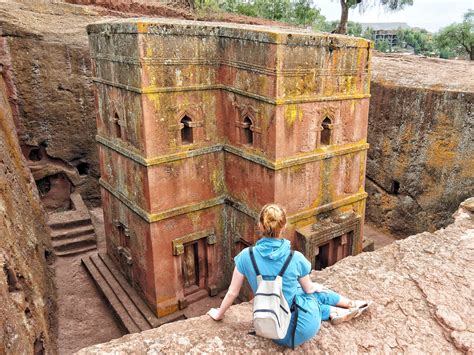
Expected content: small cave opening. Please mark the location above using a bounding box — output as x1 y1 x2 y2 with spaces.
33 335 45 355
391 180 400 195
44 248 54 264
3 263 20 292
77 162 89 176
36 176 52 196
35 173 72 212
28 148 42 162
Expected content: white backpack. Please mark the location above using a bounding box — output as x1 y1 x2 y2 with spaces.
249 247 294 339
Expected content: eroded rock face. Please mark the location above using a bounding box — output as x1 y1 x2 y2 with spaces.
76 200 474 354
366 54 474 236
0 1 103 208
0 75 56 353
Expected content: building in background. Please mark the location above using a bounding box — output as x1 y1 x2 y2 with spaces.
361 22 410 47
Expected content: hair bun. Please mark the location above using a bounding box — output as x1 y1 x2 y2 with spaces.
259 204 287 238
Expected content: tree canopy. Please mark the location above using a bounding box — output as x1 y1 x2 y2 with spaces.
435 10 473 60
334 0 414 34
397 28 435 55
194 0 326 26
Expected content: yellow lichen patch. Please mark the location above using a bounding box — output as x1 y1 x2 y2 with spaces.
210 168 225 194
345 76 355 95
188 211 201 228
425 113 459 170
284 104 303 128
137 22 149 34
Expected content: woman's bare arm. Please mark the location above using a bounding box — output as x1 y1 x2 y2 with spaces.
207 267 245 320
299 274 327 294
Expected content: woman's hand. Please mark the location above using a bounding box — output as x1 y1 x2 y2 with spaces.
207 307 224 321
313 282 328 293
299 275 329 294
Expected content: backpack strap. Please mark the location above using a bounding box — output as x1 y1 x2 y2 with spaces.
291 300 298 350
249 247 261 276
278 250 294 277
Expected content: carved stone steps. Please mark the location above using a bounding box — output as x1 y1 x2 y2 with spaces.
82 252 185 333
47 192 97 256
93 254 151 331
48 214 91 230
98 253 162 328
51 224 95 240
82 255 141 334
52 233 96 253
54 244 97 257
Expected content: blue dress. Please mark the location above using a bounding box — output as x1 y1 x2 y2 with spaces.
234 237 340 348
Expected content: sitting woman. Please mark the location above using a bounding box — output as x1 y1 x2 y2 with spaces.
207 203 370 348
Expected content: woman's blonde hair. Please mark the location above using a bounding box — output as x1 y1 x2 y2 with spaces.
258 203 287 238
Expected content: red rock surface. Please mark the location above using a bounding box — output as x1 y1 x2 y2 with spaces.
0 73 56 353
76 200 474 353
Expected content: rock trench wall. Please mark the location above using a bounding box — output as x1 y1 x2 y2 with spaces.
76 200 474 353
0 73 56 353
366 75 474 236
0 1 102 210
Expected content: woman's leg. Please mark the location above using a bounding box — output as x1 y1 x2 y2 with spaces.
335 295 352 308
315 289 368 309
314 289 371 322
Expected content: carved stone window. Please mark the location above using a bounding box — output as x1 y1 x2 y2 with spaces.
320 117 333 146
114 112 122 139
115 221 130 249
180 115 193 145
242 116 254 145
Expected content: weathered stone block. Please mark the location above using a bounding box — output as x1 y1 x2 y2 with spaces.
88 19 371 317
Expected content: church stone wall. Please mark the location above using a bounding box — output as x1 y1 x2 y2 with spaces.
88 19 371 317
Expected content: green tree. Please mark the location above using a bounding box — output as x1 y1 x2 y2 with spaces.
293 0 321 26
198 0 327 27
347 21 363 36
361 26 374 40
334 0 414 34
435 10 473 60
397 28 435 55
375 39 390 52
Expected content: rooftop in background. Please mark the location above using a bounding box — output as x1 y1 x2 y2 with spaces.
360 22 410 31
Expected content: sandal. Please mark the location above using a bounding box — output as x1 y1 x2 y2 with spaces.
351 300 372 318
330 308 359 325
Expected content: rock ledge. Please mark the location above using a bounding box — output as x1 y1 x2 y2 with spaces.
77 201 474 353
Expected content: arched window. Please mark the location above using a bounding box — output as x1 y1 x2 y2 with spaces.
320 117 332 146
114 112 122 139
180 116 193 144
242 116 253 145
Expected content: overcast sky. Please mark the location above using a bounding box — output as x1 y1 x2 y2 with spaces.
315 0 472 32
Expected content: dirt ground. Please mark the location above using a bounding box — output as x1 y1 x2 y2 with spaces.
364 223 398 249
54 208 397 353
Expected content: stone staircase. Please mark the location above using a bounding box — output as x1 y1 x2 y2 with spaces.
47 192 97 256
82 252 185 333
